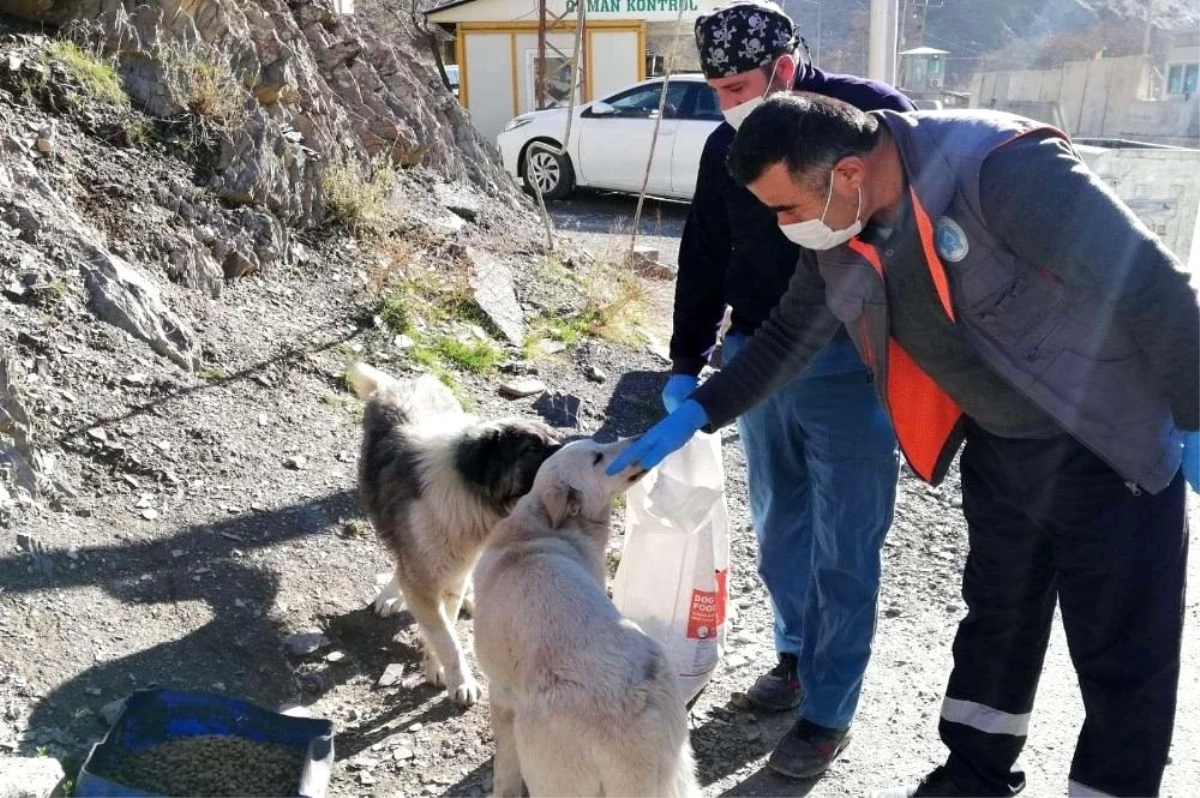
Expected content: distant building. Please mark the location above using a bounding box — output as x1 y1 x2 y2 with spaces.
1165 27 1199 100
425 0 708 141
897 47 968 108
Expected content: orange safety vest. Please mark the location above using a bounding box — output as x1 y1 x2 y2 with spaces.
846 187 963 485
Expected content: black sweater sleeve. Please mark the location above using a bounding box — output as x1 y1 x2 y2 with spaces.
981 134 1200 430
669 131 733 376
690 250 840 428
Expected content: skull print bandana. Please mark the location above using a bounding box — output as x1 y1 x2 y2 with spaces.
694 0 799 80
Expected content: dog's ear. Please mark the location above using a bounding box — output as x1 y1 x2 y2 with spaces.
542 481 582 528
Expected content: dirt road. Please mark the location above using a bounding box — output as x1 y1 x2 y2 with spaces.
1 191 1195 798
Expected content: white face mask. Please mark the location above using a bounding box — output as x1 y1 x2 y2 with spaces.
723 96 762 130
721 58 783 130
779 175 864 250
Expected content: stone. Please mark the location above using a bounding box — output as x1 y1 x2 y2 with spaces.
377 663 406 687
81 249 199 372
325 651 346 663
139 508 159 520
625 246 675 280
0 755 64 798
498 378 546 399
434 184 481 222
583 364 607 383
393 745 414 761
533 391 583 428
282 455 307 470
466 248 524 346
646 343 671 364
100 698 126 726
283 631 331 656
278 703 316 718
541 341 567 355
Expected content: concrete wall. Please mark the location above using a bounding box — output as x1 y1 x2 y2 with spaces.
1076 145 1200 266
646 21 700 72
969 55 1156 138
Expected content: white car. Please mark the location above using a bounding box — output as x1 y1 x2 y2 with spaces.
497 74 723 201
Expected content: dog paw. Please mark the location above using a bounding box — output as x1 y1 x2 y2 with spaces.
373 596 405 617
450 678 481 707
424 657 446 687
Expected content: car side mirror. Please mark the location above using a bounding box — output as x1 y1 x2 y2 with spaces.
589 100 617 116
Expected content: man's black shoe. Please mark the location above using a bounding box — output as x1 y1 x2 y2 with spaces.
766 719 850 779
734 652 802 712
871 765 985 797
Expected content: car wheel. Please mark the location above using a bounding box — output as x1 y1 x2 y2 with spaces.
522 145 574 201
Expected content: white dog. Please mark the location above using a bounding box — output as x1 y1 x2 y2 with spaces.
473 438 700 797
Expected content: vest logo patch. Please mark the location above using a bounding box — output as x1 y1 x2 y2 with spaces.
935 217 970 263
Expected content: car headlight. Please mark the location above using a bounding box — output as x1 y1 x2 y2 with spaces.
502 117 534 133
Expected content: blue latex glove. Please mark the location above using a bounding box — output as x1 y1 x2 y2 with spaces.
1183 431 1200 493
608 400 708 475
662 374 699 413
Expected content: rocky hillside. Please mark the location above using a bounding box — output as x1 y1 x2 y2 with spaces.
0 0 591 533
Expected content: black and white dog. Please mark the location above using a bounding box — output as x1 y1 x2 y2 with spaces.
351 362 560 706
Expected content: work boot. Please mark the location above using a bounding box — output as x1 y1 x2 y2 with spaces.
766 719 851 779
735 652 802 712
871 766 980 798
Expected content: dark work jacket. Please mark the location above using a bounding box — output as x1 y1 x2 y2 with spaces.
670 66 915 377
692 110 1199 493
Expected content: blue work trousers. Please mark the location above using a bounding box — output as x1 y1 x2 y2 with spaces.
723 331 899 730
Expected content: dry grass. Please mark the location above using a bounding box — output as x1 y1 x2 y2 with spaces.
159 43 248 128
322 154 402 239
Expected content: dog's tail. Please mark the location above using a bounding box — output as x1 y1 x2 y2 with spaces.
348 362 395 401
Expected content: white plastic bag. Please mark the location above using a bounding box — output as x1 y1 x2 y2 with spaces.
612 432 731 705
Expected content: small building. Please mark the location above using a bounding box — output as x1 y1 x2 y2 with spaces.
897 46 967 108
1164 27 1199 100
425 0 711 141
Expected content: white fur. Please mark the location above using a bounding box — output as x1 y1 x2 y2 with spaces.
474 439 700 798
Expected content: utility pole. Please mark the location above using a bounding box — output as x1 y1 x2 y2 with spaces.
868 0 899 84
1142 0 1155 56
536 0 585 110
536 0 547 109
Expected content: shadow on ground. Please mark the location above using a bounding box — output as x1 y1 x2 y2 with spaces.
591 369 668 442
3 490 364 757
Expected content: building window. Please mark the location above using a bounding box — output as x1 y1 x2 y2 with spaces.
1168 63 1199 96
646 54 665 77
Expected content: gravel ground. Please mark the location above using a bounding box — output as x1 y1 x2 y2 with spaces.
2 184 1196 798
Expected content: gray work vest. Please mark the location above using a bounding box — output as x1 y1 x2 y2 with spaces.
818 109 1182 493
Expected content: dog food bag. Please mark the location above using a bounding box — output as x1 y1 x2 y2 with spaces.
613 432 731 705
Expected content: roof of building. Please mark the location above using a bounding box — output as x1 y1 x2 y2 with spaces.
899 46 950 56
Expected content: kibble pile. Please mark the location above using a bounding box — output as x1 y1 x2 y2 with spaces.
98 734 306 797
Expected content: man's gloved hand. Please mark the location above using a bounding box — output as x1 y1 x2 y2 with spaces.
662 374 699 413
608 400 708 475
1182 431 1199 493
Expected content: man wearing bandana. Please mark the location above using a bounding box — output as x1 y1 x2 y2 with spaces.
666 0 914 779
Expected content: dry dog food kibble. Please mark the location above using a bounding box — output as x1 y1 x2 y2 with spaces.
98 734 306 797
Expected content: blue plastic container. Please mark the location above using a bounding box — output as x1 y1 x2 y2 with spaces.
74 689 334 798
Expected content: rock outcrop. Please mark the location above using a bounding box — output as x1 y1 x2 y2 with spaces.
0 0 522 231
